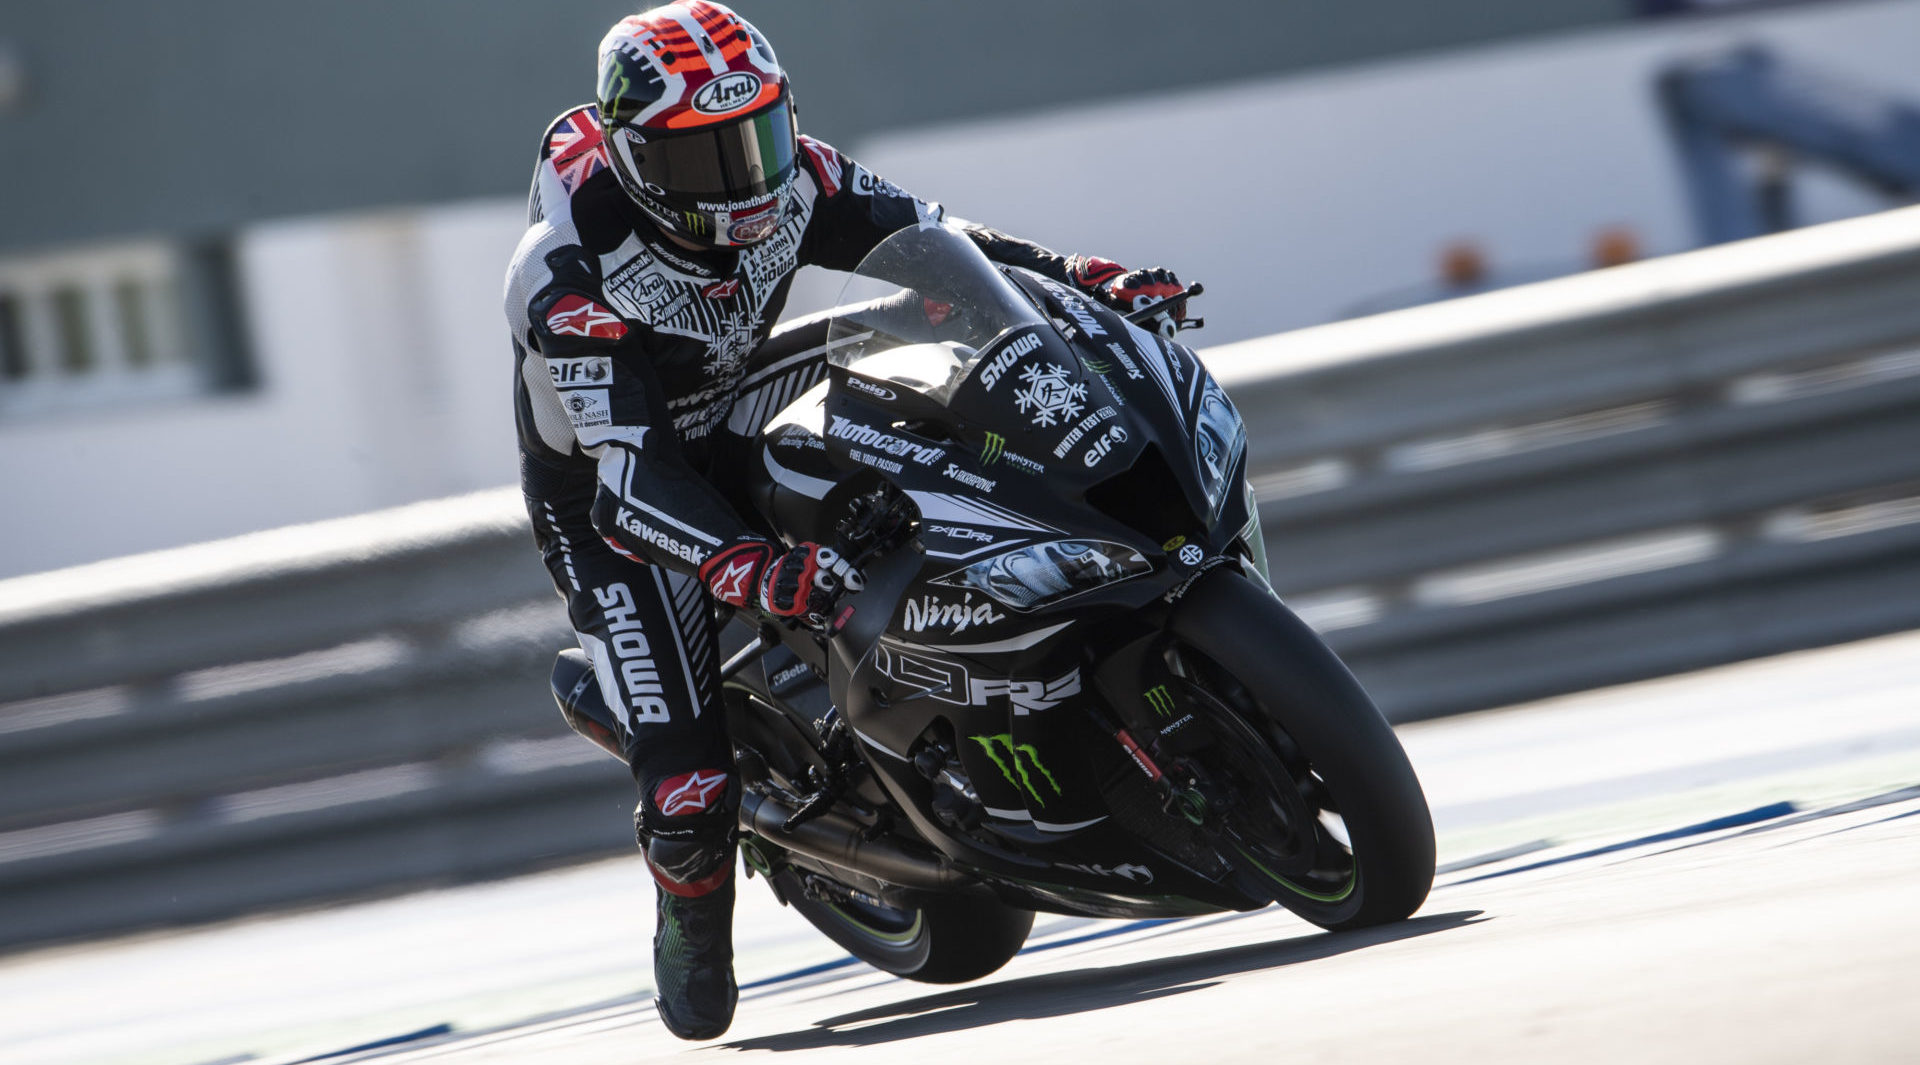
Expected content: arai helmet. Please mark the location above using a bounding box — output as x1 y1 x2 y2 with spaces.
596 2 797 248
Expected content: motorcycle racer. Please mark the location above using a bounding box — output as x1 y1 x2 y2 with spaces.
504 1 1184 1040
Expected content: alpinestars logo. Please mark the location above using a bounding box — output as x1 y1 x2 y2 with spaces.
699 541 773 608
654 769 729 816
546 295 627 339
971 733 1061 807
1013 364 1088 428
710 556 756 603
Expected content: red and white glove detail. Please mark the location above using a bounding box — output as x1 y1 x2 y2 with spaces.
1103 267 1187 319
760 542 865 627
698 539 777 609
1070 257 1187 332
1068 255 1127 292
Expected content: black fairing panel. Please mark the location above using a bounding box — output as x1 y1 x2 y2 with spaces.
737 263 1268 913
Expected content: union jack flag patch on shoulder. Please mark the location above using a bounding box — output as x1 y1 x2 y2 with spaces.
798 135 842 198
547 108 608 195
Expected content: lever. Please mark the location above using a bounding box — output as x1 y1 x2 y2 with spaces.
1123 281 1204 325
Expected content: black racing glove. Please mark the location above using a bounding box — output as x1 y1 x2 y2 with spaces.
1069 256 1187 332
761 542 864 631
699 538 864 631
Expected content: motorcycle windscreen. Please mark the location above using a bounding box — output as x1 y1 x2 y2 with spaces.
826 221 1054 405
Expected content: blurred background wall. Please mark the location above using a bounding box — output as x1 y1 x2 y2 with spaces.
3 0 1917 577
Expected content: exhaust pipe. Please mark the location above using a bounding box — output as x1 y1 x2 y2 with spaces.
739 791 976 891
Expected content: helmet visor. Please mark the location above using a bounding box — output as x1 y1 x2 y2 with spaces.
614 97 797 205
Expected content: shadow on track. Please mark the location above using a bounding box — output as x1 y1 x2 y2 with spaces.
723 909 1485 1052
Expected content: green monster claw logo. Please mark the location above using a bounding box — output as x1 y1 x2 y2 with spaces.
970 733 1061 806
1083 357 1112 375
981 432 1006 466
599 61 634 116
1143 684 1176 718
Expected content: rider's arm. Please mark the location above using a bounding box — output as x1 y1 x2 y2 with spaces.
793 137 1146 297
521 274 761 578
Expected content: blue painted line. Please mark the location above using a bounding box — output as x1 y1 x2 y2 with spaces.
1641 784 1920 858
1803 805 1920 842
1435 839 1554 875
1018 918 1177 954
284 1024 453 1064
1448 802 1797 886
738 954 863 991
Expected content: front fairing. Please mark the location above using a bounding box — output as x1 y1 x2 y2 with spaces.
823 279 1250 579
753 222 1265 910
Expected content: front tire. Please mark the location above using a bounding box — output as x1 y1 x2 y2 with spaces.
1168 571 1436 929
771 868 1034 983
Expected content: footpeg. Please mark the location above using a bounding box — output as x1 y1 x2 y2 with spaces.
781 765 843 833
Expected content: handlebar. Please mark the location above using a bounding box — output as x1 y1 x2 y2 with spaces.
1122 281 1205 334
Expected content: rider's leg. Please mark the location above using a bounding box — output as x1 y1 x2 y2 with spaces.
528 494 737 1040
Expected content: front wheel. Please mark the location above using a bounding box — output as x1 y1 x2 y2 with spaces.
1167 571 1436 929
770 867 1034 983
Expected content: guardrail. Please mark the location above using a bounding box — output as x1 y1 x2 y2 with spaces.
1210 205 1920 720
4 206 1919 950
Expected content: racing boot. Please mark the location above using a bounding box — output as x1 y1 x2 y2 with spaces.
638 773 738 1041
648 837 737 1040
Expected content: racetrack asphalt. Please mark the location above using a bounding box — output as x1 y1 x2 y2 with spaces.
4 628 1918 1065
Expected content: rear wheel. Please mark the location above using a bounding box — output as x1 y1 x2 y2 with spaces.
770 867 1034 983
1166 571 1435 929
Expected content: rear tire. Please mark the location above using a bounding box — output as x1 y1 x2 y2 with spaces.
1168 571 1436 930
771 868 1034 983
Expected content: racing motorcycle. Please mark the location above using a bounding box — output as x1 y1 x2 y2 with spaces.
552 220 1435 983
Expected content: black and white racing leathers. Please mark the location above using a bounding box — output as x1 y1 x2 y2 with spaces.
505 104 1108 858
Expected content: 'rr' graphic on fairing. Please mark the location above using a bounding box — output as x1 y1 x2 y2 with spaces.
971 733 1061 806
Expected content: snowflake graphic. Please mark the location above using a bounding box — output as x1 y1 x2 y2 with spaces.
704 310 761 381
1012 363 1088 427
